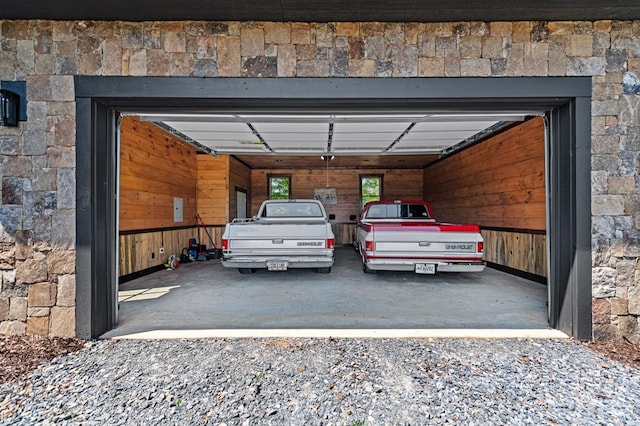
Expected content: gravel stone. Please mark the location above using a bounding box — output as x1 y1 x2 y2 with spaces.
1 338 639 424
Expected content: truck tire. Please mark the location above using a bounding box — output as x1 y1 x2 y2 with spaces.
238 268 255 274
362 258 376 274
316 267 331 273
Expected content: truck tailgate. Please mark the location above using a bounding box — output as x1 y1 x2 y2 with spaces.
227 223 330 250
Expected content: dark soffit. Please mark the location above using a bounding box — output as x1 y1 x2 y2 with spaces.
2 0 640 22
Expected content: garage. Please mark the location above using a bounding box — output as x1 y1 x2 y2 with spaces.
75 76 591 340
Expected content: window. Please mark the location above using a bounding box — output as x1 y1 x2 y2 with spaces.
268 174 291 200
360 174 383 208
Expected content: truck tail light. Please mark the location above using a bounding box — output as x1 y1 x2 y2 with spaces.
365 240 375 252
327 238 335 249
478 241 484 253
222 239 229 250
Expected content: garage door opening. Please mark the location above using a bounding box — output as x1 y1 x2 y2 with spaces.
74 77 592 340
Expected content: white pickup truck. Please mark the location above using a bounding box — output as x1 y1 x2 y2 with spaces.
355 200 485 274
221 199 335 274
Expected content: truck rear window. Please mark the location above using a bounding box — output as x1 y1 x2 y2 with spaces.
366 203 430 219
263 203 324 218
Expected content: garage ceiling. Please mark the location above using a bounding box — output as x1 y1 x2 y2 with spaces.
2 0 639 21
138 112 529 168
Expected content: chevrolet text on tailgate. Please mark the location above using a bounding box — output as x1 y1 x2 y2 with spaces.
221 199 335 274
355 200 485 274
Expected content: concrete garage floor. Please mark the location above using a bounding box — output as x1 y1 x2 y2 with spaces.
102 247 564 339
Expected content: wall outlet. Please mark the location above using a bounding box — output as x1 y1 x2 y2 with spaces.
159 247 165 254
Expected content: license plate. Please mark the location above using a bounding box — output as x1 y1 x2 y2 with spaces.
267 261 288 271
415 263 436 274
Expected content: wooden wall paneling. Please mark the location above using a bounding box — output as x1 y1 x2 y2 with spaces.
250 168 423 222
196 154 229 225
423 117 546 231
481 229 547 277
120 116 198 231
332 223 356 245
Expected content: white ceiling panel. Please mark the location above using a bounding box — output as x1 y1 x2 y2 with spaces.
155 113 523 158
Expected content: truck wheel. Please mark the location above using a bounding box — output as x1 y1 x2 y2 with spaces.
238 268 255 274
362 259 376 274
316 267 331 273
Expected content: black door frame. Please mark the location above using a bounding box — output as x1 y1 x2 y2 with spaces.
75 76 592 339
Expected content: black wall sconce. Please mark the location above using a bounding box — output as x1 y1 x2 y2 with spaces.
0 81 27 127
0 89 19 127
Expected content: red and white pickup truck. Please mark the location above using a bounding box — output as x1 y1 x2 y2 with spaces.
355 200 485 274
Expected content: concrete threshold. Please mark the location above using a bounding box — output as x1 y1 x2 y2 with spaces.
105 328 569 340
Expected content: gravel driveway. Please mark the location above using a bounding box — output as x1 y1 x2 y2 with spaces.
1 338 639 424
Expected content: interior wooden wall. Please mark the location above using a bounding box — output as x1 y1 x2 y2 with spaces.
423 117 546 231
196 154 229 225
423 117 547 277
250 168 424 222
229 157 252 219
119 116 198 231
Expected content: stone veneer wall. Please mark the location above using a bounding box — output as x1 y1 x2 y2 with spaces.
0 20 639 340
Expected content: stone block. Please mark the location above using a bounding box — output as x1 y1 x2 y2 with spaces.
16 255 47 285
523 43 548 76
361 22 385 36
52 209 75 249
610 297 629 315
330 48 348 77
296 60 330 77
0 206 21 243
241 28 264 57
405 23 420 44
348 37 364 59
127 49 147 76
619 316 639 342
27 316 49 336
217 36 241 76
14 230 34 261
391 46 417 77
27 75 52 101
506 45 524 76
512 22 531 43
592 298 611 324
193 59 218 77
164 32 186 53
50 306 75 338
2 177 24 205
23 131 47 156
418 58 444 76
146 49 171 76
277 44 296 77
0 320 26 336
169 53 194 76
0 297 9 321
46 146 75 168
374 60 392 77
592 195 626 216
594 20 612 33
460 58 491 76
242 56 277 77
565 35 593 57
606 49 628 72
444 50 461 77
608 176 636 194
50 75 75 101
0 243 15 269
548 50 567 76
56 274 75 307
291 23 310 44
365 37 387 60
28 282 56 307
9 296 27 321
348 60 375 77
27 307 50 317
335 23 359 37
482 37 503 59
567 57 606 76
0 137 19 156
629 286 640 315
592 267 617 298
315 23 335 48
460 36 481 59
264 22 291 44
102 37 123 76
